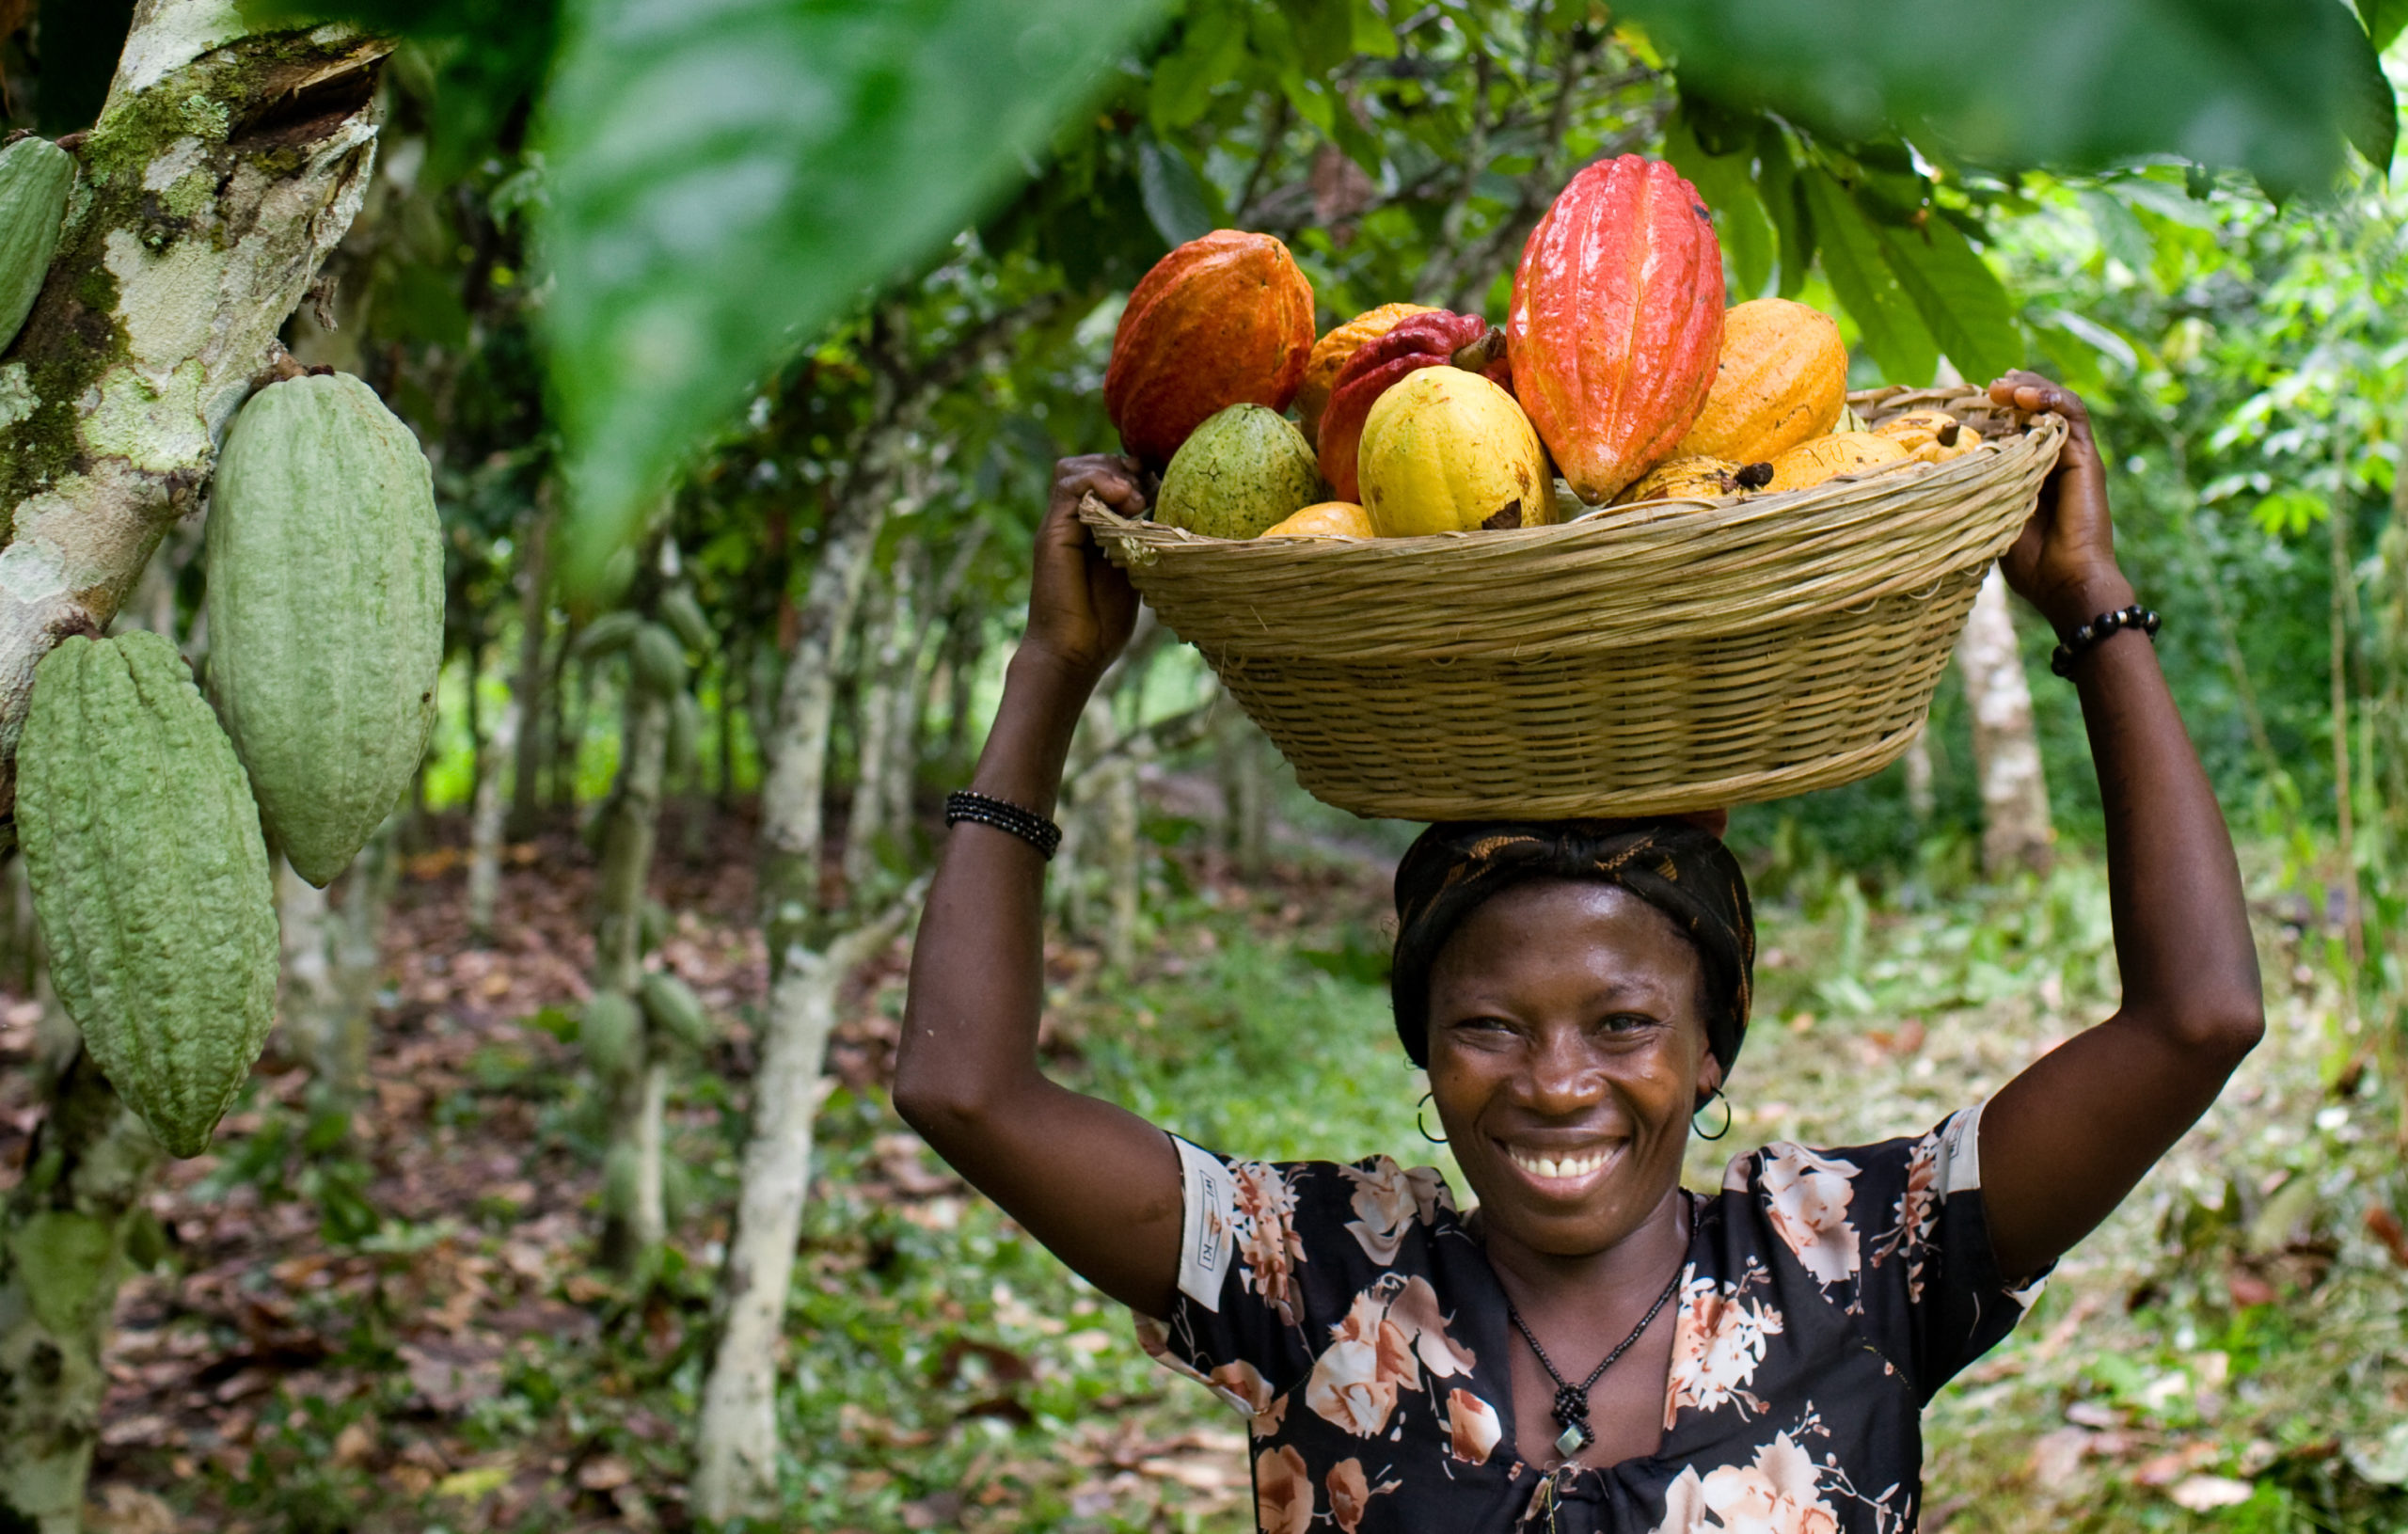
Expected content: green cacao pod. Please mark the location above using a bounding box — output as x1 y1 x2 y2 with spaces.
205 373 443 888
600 1143 642 1221
667 690 702 778
639 971 712 1052
17 633 279 1158
638 897 673 955
659 587 714 653
629 623 688 698
575 610 643 659
661 1153 695 1227
0 136 72 354
582 990 642 1083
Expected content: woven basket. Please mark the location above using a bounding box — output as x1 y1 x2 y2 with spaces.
1079 386 2064 820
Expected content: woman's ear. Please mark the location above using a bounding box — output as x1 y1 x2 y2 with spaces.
1694 1049 1725 1111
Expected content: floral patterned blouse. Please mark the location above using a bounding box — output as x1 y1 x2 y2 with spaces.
1133 1106 2043 1534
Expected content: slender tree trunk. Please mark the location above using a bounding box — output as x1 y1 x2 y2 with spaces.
1903 722 1936 824
594 688 672 1276
1226 714 1270 880
2331 454 2365 1020
509 500 554 838
842 561 903 894
467 698 520 941
550 622 580 810
718 643 741 809
461 631 484 811
1955 566 2052 878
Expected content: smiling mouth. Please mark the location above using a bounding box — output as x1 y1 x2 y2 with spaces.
1499 1143 1620 1184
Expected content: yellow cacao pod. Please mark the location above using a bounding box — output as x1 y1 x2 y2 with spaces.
1764 432 1912 494
1356 369 1554 537
1259 500 1375 538
1610 455 1774 507
1874 408 1982 464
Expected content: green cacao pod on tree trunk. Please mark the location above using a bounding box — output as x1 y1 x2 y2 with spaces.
206 373 445 887
0 135 73 353
629 623 688 699
17 633 280 1158
582 990 642 1083
639 970 712 1052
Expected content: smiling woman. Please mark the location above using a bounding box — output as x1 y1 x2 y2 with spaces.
895 373 2267 1534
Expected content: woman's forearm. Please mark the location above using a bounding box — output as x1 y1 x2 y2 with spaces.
894 650 1094 1121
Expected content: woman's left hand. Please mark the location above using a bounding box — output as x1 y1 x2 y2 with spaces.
1986 372 2133 630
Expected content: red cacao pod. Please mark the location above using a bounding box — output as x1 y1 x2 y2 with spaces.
1507 155 1725 503
1103 229 1316 468
1316 310 1507 503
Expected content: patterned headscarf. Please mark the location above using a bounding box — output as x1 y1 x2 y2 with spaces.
1389 818 1755 1074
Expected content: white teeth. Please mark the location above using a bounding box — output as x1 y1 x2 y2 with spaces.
1508 1147 1608 1180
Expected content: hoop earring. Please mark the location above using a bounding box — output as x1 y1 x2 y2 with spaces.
1416 1091 1448 1145
1692 1089 1733 1142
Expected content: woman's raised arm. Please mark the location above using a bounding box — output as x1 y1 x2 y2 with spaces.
894 456 1186 1319
1973 373 2265 1283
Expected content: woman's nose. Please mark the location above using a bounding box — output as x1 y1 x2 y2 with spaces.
1518 1029 1603 1115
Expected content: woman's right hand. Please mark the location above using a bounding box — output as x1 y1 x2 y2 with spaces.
1022 455 1147 688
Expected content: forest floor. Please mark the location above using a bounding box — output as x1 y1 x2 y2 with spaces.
14 799 2407 1534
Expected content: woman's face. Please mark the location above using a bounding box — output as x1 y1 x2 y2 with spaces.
1424 878 1722 1258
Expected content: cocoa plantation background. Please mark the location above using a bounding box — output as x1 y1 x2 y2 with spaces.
0 0 2401 1530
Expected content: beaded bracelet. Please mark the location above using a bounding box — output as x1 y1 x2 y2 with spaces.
2050 604 2161 677
943 790 1063 861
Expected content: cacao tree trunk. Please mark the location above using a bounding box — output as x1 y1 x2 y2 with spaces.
0 7 389 1523
1903 722 1935 824
841 560 905 894
467 697 520 941
594 687 672 1276
690 885 921 1523
1219 709 1271 881
1955 565 2052 878
508 499 554 838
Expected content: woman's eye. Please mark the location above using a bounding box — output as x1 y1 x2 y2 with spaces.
1596 1012 1657 1034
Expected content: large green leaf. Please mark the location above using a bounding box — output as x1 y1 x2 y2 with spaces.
1664 111 1775 301
1621 0 2396 189
541 0 1175 595
2360 0 2408 53
1800 169 1937 387
1874 215 2023 386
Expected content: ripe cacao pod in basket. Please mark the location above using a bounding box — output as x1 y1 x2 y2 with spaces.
1508 155 1724 503
1673 298 1847 465
18 633 280 1157
1103 230 1314 468
1295 303 1435 443
1317 310 1509 504
207 372 444 887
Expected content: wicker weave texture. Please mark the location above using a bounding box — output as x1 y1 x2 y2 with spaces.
1080 387 2065 820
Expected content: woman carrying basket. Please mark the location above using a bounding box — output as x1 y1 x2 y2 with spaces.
895 372 2262 1533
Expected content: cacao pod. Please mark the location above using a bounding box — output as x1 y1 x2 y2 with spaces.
1874 409 1981 464
576 610 644 658
601 1143 642 1220
640 898 674 954
17 633 279 1158
668 690 703 777
0 136 72 354
1507 155 1724 503
1154 404 1325 540
662 1153 696 1226
1103 230 1315 467
1317 311 1508 503
1672 299 1847 465
206 373 443 888
640 971 713 1052
629 623 689 698
659 587 714 653
1764 432 1912 493
1259 500 1375 539
582 990 642 1083
1610 456 1773 507
1357 369 1554 538
1295 303 1437 443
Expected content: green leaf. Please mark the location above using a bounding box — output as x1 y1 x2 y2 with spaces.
1275 0 1354 75
1148 4 1249 134
2076 188 2154 275
2360 0 2408 52
1755 125 1813 299
1137 138 1217 247
2337 13 2400 170
1800 168 1937 387
1874 214 2023 386
1349 0 1399 59
1664 111 1774 301
1621 0 2394 191
540 0 1176 597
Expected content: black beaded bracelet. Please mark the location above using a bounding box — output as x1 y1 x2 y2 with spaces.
2050 603 2161 677
943 790 1063 861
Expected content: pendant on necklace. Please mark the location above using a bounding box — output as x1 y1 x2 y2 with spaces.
1551 1386 1592 1458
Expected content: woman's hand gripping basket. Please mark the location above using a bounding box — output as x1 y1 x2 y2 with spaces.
1079 387 2064 820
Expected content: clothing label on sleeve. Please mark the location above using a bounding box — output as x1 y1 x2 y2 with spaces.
1171 1134 1236 1313
1932 1099 1984 1196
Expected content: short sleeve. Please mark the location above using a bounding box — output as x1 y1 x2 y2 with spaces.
1131 1135 1459 1421
1734 1104 2042 1402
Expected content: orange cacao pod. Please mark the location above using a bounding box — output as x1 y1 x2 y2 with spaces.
1672 299 1847 465
1507 155 1724 503
1316 311 1506 503
1873 408 1981 464
1104 230 1315 468
1610 455 1773 507
1296 303 1436 444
